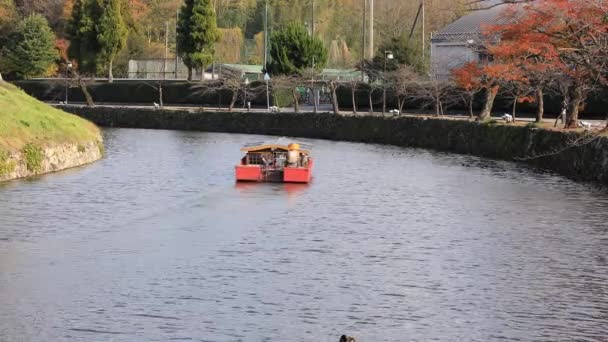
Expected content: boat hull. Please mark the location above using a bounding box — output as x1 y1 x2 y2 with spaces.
235 160 313 183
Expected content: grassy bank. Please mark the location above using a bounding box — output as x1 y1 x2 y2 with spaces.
0 81 100 151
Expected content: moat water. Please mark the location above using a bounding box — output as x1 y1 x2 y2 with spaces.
1 128 607 341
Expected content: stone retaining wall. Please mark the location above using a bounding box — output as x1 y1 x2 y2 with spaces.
0 140 103 182
58 106 608 186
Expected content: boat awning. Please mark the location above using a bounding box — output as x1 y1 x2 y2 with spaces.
241 138 312 154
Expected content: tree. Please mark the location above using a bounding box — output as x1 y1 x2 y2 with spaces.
270 75 302 113
452 61 483 118
267 22 328 76
97 0 128 82
0 14 58 79
177 0 220 81
482 0 608 127
68 0 101 74
389 64 420 115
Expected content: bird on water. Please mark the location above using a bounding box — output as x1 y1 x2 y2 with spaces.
340 335 356 342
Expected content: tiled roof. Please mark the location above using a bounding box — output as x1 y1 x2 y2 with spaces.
432 5 517 44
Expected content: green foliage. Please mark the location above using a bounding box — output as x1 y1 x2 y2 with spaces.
272 88 293 107
369 35 426 74
0 0 17 46
0 14 58 79
97 140 105 156
23 143 43 173
96 0 128 78
268 23 328 76
177 0 220 78
68 0 103 74
0 150 16 176
68 0 129 76
0 81 101 151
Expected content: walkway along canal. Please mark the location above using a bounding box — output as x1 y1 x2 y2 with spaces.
1 129 607 341
60 105 608 186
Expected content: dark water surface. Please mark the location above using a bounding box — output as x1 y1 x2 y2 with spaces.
1 128 607 342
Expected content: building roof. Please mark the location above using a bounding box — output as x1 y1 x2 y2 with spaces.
431 5 518 44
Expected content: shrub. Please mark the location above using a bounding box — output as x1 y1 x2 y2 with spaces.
0 150 16 176
23 143 43 172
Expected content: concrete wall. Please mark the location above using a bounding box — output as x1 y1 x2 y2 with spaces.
58 106 608 186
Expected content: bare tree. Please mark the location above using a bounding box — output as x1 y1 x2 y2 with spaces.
340 79 361 114
327 79 340 115
270 75 303 113
388 64 420 115
417 79 453 116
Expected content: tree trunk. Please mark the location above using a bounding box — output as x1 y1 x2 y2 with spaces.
351 86 357 114
78 77 94 107
293 88 300 113
229 92 237 112
312 83 318 114
566 85 583 128
368 91 373 114
512 96 518 120
187 67 192 81
479 86 499 120
330 81 339 115
398 97 405 115
535 88 544 123
159 82 163 108
0 72 3 81
108 60 114 83
435 97 440 116
468 94 474 119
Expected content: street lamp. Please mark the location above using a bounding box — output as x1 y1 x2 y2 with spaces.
382 50 394 115
264 73 271 112
244 77 250 111
65 62 73 105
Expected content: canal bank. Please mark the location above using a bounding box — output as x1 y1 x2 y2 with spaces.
0 82 103 182
59 105 608 185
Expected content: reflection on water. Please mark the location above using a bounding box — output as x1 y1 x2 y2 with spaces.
1 129 607 341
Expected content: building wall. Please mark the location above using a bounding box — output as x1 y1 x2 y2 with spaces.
430 42 478 80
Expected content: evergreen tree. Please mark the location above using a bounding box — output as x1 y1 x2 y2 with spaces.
97 0 128 82
268 23 328 76
0 14 58 79
68 0 101 74
177 0 220 81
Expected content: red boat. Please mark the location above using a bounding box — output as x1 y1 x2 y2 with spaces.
235 139 313 183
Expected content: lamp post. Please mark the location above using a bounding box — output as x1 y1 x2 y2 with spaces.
264 73 270 111
65 62 73 104
243 77 250 111
382 50 393 115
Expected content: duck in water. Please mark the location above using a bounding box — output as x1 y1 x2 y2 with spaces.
339 335 356 342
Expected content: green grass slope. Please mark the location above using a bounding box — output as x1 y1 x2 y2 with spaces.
0 81 100 151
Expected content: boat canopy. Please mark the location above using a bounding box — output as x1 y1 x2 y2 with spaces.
241 137 312 154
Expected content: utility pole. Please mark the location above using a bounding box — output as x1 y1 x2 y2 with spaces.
368 0 373 59
311 0 315 37
361 0 366 81
175 9 179 79
421 0 425 60
263 0 268 72
164 21 168 80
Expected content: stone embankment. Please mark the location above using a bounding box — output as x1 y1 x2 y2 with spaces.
59 105 608 186
0 140 103 182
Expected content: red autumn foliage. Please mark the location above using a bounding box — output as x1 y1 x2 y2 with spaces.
453 0 608 126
